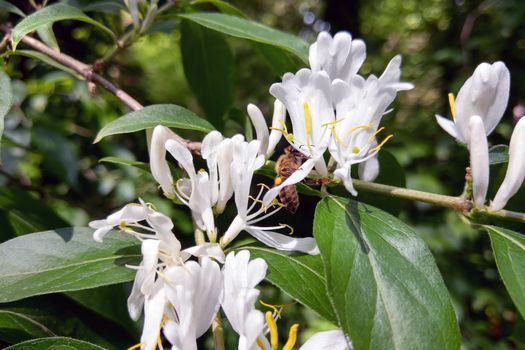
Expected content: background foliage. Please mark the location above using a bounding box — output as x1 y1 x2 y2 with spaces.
1 0 525 348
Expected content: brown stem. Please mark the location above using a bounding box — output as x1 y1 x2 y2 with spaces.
0 24 201 153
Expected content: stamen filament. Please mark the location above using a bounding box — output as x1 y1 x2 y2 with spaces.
369 134 394 154
256 338 266 350
303 102 312 148
283 324 300 350
127 342 142 350
346 123 372 137
368 126 385 144
247 206 283 224
265 311 279 349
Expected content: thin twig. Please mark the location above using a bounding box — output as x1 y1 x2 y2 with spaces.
0 24 201 153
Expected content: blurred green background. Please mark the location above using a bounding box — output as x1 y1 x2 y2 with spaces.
2 0 525 348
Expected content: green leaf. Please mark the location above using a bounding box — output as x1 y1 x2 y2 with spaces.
11 3 115 50
190 0 246 17
314 196 460 350
0 186 69 237
0 227 140 303
486 225 525 319
4 337 105 350
253 42 302 76
0 310 55 343
179 12 309 63
94 104 214 143
489 144 509 165
246 246 337 324
99 156 150 172
0 0 25 17
180 20 234 129
0 69 13 148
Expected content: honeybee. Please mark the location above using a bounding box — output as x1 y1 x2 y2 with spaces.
274 146 309 213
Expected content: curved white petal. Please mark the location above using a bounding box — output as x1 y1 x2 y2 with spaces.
140 286 167 350
435 114 462 143
216 138 234 212
358 154 379 181
165 139 196 179
127 267 146 321
491 118 525 210
299 329 351 350
182 243 225 264
468 115 489 207
150 125 177 197
201 130 224 205
267 99 287 156
246 228 319 255
334 165 357 196
247 104 270 156
140 239 160 295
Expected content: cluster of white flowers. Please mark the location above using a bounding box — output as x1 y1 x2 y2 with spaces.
435 62 525 211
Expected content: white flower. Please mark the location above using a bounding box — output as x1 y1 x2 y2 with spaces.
247 99 287 157
162 257 224 350
150 125 179 198
88 203 147 242
309 31 366 83
299 329 351 350
220 138 319 255
222 250 267 350
270 68 334 176
491 117 525 211
435 62 510 144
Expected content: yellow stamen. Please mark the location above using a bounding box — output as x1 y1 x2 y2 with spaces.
321 117 346 128
249 195 265 206
265 311 279 349
369 134 394 154
279 223 294 235
257 183 271 190
330 125 345 146
346 123 372 137
368 126 385 144
260 300 281 315
256 337 266 350
274 177 283 186
352 146 360 154
127 343 142 350
282 324 300 350
303 102 312 148
448 92 456 120
271 199 285 208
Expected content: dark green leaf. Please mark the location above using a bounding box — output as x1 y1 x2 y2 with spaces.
94 104 214 143
190 0 246 17
489 144 509 165
179 12 309 63
314 196 460 350
486 225 525 319
10 50 82 78
0 186 69 237
253 43 302 76
4 337 106 350
180 20 234 129
246 246 337 324
11 3 115 50
0 227 140 303
0 310 55 343
36 24 60 52
0 0 25 17
0 69 13 148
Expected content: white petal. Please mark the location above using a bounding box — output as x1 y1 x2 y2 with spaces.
468 115 489 207
333 165 357 196
141 286 167 350
127 267 145 321
267 99 287 156
358 154 380 181
183 243 225 263
140 239 160 295
221 215 246 247
201 130 224 205
262 158 316 206
150 125 177 197
299 329 351 350
92 226 112 243
247 104 270 156
216 138 234 212
435 114 463 143
165 139 196 179
246 228 319 255
491 118 525 210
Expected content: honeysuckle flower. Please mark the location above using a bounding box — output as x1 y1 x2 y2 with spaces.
309 31 366 83
435 62 510 144
358 154 380 182
139 282 167 350
299 329 351 350
165 138 216 240
162 257 224 350
270 68 334 176
88 203 147 242
222 250 268 350
221 138 319 254
491 117 525 210
468 116 490 207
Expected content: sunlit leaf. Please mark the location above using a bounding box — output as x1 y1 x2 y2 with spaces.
179 12 309 63
4 337 106 350
314 196 460 350
486 225 525 319
94 104 214 143
11 3 115 50
191 0 246 17
0 227 140 303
